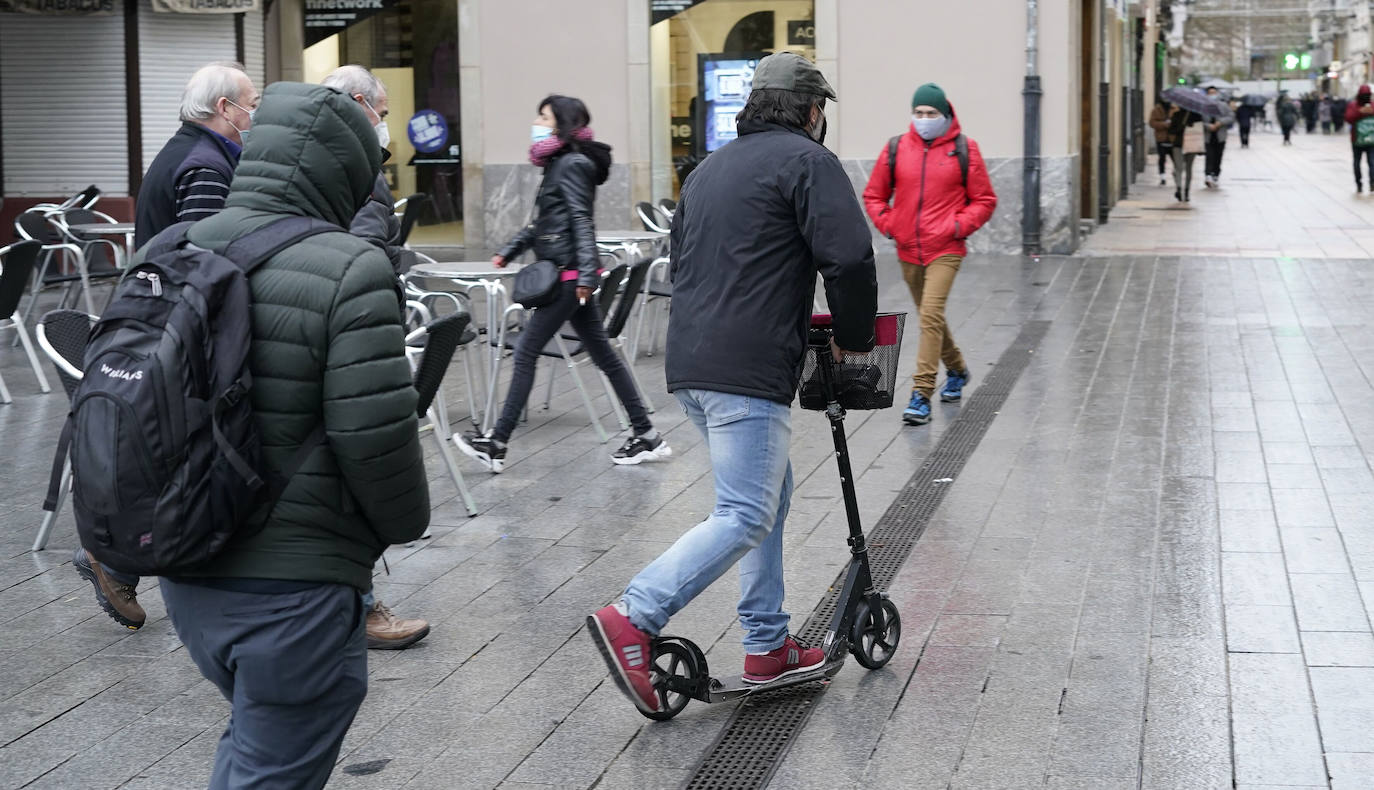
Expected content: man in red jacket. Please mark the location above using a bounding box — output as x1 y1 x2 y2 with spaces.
863 83 997 426
1345 85 1374 193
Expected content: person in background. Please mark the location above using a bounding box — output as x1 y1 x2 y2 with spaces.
862 83 998 427
1345 85 1374 193
457 95 670 472
1202 86 1232 189
1149 97 1177 184
1320 95 1334 134
1278 95 1299 145
320 64 432 650
1333 95 1349 134
1169 110 1202 202
76 62 261 633
587 53 877 714
133 61 257 250
1235 101 1253 148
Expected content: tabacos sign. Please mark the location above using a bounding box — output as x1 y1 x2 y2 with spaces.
0 0 116 13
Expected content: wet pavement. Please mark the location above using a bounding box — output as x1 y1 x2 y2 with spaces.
2 127 1374 789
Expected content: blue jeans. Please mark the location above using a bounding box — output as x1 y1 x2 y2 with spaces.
621 389 794 653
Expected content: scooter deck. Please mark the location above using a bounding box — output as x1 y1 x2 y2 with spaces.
702 658 846 703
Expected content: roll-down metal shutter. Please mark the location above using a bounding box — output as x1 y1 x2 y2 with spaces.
242 6 266 91
0 15 128 197
138 0 236 172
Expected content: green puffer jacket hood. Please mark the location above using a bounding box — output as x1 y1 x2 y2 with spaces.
226 81 381 224
171 82 429 590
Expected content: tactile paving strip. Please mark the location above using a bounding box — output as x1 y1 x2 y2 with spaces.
683 321 1052 790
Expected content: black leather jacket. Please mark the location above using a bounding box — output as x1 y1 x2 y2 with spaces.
498 143 612 289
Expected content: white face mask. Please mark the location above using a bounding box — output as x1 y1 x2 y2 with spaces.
363 98 390 149
531 125 555 143
912 114 951 141
226 99 255 143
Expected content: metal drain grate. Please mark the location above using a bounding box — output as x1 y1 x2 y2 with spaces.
683 320 1052 790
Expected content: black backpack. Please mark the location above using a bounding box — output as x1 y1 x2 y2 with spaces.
57 216 335 576
887 133 970 191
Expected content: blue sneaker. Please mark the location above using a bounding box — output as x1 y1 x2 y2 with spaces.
940 369 970 402
902 391 931 425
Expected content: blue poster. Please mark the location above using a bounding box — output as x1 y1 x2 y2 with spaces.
407 110 449 154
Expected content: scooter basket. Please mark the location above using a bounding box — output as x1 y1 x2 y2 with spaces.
799 312 906 411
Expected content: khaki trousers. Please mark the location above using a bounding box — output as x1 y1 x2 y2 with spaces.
901 255 966 397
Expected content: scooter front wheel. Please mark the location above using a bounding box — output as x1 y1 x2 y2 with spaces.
644 639 700 720
850 598 901 669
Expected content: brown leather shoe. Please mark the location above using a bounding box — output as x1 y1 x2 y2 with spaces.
365 600 430 650
73 548 145 630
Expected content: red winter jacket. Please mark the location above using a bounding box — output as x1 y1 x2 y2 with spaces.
863 106 998 266
1345 93 1374 143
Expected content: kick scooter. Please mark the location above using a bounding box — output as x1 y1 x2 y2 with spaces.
638 313 908 721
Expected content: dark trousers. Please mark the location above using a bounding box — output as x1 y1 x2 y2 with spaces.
160 579 367 790
1156 142 1172 175
1354 146 1374 187
1282 125 1294 143
1204 140 1225 178
1238 121 1251 146
493 279 652 443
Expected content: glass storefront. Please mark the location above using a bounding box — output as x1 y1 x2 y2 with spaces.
303 0 462 245
649 0 816 200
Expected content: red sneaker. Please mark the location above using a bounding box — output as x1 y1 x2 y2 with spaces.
588 605 661 714
742 635 825 684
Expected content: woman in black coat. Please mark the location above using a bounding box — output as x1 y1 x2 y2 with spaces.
457 95 669 472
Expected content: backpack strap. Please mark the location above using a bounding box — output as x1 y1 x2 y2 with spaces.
139 221 197 262
221 215 340 273
955 134 969 189
886 135 901 191
42 417 74 512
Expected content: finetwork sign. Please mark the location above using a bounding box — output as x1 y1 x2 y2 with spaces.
304 0 394 46
152 0 258 12
0 0 115 13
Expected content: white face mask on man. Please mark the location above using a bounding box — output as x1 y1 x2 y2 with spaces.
363 98 390 148
225 99 255 143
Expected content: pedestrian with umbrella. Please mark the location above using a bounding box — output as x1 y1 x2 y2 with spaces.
1278 95 1299 144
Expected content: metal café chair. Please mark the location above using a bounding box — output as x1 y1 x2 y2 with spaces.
635 201 670 234
33 309 97 552
406 309 479 518
405 281 487 428
394 193 428 248
14 209 94 322
657 198 676 218
631 255 672 361
0 241 54 403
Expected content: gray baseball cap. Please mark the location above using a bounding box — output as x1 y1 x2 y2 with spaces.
751 52 837 101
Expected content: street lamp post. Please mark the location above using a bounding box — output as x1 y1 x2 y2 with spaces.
1022 0 1042 256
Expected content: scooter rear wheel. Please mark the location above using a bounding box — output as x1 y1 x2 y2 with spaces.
645 640 699 720
850 598 901 669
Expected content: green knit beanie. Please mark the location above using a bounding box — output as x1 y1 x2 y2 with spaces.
911 83 950 117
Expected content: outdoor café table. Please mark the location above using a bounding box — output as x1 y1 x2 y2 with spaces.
406 261 523 434
68 222 136 270
595 230 668 262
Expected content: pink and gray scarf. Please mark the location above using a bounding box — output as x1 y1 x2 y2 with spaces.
530 126 595 167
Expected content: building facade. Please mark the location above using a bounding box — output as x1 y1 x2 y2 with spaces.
2 0 1166 254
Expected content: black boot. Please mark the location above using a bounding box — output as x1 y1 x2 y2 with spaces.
1175 189 1182 202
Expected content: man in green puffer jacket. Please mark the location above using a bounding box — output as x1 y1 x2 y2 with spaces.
156 82 429 790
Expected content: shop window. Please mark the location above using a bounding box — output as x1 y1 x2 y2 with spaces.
303 0 462 245
649 0 816 201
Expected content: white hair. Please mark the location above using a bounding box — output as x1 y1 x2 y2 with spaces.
179 62 250 123
321 64 386 105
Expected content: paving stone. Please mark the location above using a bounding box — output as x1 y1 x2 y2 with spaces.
1218 482 1274 511
1280 527 1355 574
1225 604 1301 654
1228 653 1328 786
1264 441 1316 465
1327 752 1374 790
1289 573 1371 632
1309 667 1374 753
1271 488 1336 528
1300 631 1374 667
1223 553 1293 607
1220 509 1282 553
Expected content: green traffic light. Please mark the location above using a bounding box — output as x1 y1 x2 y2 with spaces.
1178 77 1186 84
1300 53 1312 70
1284 53 1300 70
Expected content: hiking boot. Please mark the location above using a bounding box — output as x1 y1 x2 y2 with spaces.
1158 176 1167 186
902 391 931 426
742 635 825 684
72 548 144 630
587 604 661 714
612 432 672 465
365 600 430 650
939 369 970 403
456 430 505 473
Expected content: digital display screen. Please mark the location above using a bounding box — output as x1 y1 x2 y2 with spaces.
698 53 766 154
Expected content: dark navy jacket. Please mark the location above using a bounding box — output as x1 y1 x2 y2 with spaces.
135 123 240 249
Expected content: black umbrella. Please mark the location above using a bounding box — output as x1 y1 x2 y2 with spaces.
1241 94 1269 107
1162 87 1230 117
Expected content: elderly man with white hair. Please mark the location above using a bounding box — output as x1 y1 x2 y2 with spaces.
132 61 258 249
321 64 410 274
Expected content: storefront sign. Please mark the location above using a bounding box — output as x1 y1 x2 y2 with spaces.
650 0 705 26
407 110 449 154
305 0 396 47
152 0 258 12
787 20 814 45
0 0 115 13
670 116 693 148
